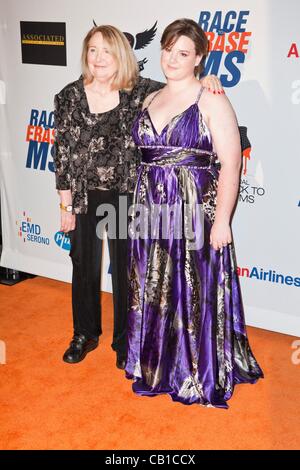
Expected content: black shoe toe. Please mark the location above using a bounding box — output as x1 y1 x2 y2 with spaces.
116 353 126 370
63 334 98 364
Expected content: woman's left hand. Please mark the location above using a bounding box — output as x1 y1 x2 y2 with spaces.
201 75 224 94
210 221 232 251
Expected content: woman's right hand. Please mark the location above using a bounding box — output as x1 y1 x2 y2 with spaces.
60 211 76 233
59 190 75 233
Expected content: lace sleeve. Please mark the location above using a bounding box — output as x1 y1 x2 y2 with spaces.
53 92 72 190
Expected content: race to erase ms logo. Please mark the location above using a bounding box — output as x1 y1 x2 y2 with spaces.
25 109 55 172
198 10 251 87
238 126 265 205
16 211 50 246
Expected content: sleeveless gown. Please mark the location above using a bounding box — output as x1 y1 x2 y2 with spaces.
125 88 263 409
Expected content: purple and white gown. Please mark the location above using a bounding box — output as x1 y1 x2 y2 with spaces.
125 88 263 409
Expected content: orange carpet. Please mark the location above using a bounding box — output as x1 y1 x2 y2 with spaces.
0 276 299 450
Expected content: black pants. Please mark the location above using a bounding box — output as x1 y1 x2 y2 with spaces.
69 189 131 356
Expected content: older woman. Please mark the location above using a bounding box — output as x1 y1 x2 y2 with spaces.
126 18 263 407
53 25 221 368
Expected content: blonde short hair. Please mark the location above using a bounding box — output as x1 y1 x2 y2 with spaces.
81 25 139 91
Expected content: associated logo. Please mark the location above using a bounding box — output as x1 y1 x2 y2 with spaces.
198 10 251 87
93 20 157 72
54 231 71 251
20 21 66 66
287 43 299 58
25 109 55 172
237 265 300 288
16 211 50 245
238 126 265 204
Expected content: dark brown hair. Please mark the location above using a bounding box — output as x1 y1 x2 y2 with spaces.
160 18 208 76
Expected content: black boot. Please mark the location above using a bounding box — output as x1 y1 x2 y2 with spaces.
63 333 98 364
116 351 126 370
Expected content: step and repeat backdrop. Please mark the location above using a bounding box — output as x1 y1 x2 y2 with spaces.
0 0 299 335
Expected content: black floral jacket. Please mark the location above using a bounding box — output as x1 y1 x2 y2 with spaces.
53 75 164 214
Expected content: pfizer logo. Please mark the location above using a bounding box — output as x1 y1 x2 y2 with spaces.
54 231 71 251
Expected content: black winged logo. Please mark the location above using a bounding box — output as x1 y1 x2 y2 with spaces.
123 21 157 50
92 21 157 50
92 20 157 71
